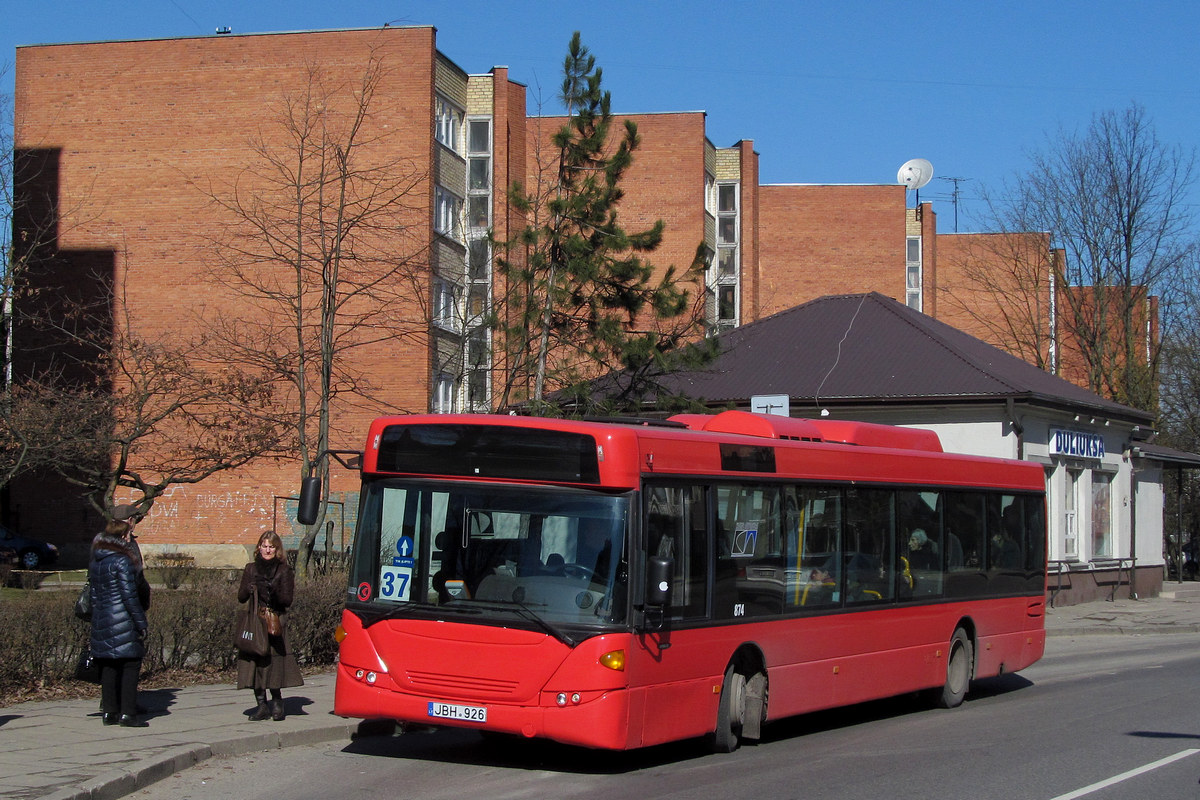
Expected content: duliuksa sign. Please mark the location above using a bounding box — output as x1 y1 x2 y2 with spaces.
1049 428 1105 460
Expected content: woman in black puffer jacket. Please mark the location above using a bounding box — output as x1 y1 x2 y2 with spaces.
89 518 149 727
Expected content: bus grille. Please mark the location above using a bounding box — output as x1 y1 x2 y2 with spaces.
405 669 521 697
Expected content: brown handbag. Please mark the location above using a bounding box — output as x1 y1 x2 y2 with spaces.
258 605 282 637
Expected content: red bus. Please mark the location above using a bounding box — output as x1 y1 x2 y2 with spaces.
299 410 1046 752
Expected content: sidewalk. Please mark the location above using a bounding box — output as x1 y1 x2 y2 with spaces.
3 588 1200 800
1046 581 1200 635
0 672 391 800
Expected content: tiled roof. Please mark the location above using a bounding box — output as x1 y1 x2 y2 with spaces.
657 292 1152 424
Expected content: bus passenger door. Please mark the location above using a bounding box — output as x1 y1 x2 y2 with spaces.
632 483 719 747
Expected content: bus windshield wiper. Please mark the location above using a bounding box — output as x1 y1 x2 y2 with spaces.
485 600 577 647
374 602 481 623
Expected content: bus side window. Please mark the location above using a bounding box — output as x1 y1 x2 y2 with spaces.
1024 496 1047 593
717 483 785 618
897 490 943 598
986 494 1025 593
793 487 842 609
943 492 988 598
844 489 894 604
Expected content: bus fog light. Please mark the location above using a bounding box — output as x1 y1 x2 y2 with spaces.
355 669 365 680
366 671 377 684
571 693 582 704
556 693 568 706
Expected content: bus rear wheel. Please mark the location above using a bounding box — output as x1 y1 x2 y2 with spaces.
935 628 973 709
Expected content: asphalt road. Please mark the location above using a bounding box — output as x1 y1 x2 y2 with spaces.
128 632 1200 800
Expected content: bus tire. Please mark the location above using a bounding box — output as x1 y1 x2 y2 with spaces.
710 663 746 753
936 628 973 709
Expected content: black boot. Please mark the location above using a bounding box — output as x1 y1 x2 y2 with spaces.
102 712 118 726
250 691 270 721
119 714 148 728
270 698 285 721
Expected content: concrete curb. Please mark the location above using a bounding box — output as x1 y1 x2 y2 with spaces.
37 720 381 800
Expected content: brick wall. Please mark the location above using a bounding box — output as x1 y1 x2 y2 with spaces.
12 28 442 553
758 184 908 318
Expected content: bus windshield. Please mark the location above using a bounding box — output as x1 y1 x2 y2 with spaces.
349 479 631 629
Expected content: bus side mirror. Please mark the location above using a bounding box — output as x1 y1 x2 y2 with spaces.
297 476 321 525
646 556 673 607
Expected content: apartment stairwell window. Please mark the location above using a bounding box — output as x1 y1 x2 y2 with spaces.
710 182 740 332
464 116 493 411
906 236 922 311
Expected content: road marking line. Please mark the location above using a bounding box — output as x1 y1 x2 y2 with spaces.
1048 748 1200 800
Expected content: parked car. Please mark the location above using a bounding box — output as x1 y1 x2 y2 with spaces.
1 525 58 569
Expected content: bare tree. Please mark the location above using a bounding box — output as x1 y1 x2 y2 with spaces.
965 104 1194 412
4 251 284 520
1158 250 1200 574
937 232 1058 371
196 52 429 573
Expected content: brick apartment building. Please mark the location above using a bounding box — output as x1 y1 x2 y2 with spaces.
10 25 1148 568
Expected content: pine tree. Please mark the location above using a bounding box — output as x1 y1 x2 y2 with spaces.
494 32 710 416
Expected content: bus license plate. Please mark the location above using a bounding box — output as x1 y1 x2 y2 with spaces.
427 701 487 723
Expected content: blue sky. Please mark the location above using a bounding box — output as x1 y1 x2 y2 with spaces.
4 0 1199 231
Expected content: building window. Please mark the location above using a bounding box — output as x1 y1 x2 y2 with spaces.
717 285 737 328
433 279 461 329
906 236 922 311
1064 469 1080 559
717 248 737 279
705 171 716 215
468 239 489 280
719 184 737 214
468 196 489 230
435 187 462 240
467 368 489 411
435 97 462 151
469 158 490 191
467 283 488 321
1091 472 1113 558
467 327 488 367
433 372 456 413
468 119 490 153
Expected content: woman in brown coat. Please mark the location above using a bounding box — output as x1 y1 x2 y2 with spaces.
237 531 303 720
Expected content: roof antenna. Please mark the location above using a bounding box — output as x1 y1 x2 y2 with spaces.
814 295 868 418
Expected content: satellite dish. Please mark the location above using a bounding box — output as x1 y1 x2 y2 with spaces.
897 158 934 190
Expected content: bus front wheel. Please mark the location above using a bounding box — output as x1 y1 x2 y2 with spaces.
936 628 973 709
710 663 746 753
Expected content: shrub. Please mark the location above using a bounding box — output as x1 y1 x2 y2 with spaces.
0 589 83 697
0 567 348 705
149 552 198 590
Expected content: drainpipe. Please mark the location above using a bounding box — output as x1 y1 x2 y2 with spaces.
1005 398 1025 460
1124 445 1143 601
1129 462 1138 600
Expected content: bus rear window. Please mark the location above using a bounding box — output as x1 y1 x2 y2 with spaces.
376 424 601 483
